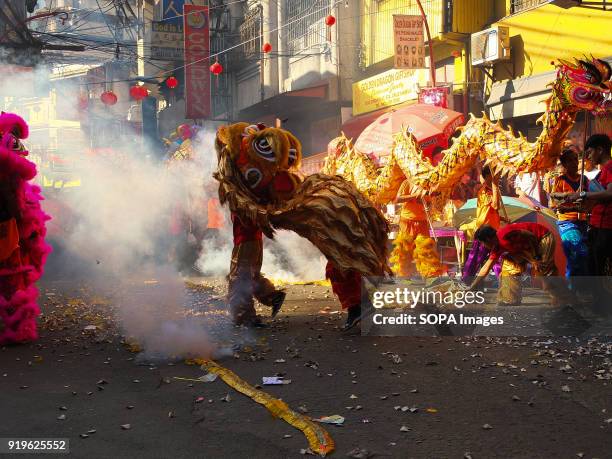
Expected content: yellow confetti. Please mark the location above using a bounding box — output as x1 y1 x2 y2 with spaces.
184 358 208 366
201 360 334 456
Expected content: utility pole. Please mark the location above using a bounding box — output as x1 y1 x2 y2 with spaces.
415 0 436 87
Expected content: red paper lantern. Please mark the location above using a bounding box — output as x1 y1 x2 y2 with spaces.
130 85 148 101
210 61 223 75
100 91 117 106
166 76 179 89
325 15 336 26
262 42 272 53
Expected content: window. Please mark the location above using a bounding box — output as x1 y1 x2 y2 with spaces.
283 0 330 54
239 5 261 59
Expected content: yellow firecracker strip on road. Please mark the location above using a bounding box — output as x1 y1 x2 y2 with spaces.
201 360 335 457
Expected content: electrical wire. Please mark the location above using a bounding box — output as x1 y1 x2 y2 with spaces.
156 0 248 23
41 0 344 85
35 0 444 85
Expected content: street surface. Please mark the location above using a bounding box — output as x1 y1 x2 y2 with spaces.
1 278 611 458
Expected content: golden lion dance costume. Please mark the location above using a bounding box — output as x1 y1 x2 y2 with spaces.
0 113 51 344
324 58 612 277
214 123 390 325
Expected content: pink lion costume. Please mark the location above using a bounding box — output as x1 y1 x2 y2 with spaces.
0 112 51 344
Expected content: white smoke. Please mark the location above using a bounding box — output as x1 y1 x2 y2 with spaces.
1 63 326 360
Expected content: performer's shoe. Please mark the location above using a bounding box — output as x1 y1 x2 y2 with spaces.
270 291 286 318
250 316 269 328
496 301 522 306
342 305 362 331
234 315 268 328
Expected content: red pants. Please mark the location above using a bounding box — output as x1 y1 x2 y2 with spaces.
325 261 362 310
227 216 281 324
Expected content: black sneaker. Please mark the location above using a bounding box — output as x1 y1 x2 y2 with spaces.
342 305 362 331
270 291 286 318
251 316 269 328
234 314 268 329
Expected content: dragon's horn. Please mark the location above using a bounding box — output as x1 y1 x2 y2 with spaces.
593 58 612 81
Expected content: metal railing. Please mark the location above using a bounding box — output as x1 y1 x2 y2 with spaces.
283 0 330 54
239 4 262 59
510 0 550 14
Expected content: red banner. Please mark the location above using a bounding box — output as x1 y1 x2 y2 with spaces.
184 5 210 119
418 87 448 108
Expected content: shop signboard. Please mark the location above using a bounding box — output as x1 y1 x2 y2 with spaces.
393 14 425 70
352 68 429 116
183 4 210 119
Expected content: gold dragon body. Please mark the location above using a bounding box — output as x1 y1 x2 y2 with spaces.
324 57 611 277
324 58 612 203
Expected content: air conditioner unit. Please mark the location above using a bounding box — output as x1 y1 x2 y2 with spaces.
470 26 511 67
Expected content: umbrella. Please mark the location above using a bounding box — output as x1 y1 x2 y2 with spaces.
454 196 566 275
354 103 465 163
452 196 557 227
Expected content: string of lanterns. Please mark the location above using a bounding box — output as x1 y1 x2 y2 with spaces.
99 77 180 105
99 13 336 101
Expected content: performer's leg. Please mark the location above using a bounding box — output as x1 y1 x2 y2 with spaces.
245 238 285 317
498 257 524 305
0 219 24 300
390 230 416 277
588 228 612 312
227 241 259 325
325 261 363 330
462 239 490 283
391 220 429 277
413 224 446 279
557 220 589 278
557 220 590 292
535 233 575 306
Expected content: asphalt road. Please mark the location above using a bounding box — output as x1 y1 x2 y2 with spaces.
1 279 611 459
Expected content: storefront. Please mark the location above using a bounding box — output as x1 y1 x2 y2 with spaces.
342 68 430 135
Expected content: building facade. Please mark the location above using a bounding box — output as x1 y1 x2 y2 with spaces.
228 0 361 156
482 0 612 144
349 0 499 131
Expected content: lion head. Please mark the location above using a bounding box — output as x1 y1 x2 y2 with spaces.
0 112 29 155
215 122 303 202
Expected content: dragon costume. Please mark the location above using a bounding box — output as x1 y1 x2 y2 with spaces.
214 122 390 325
324 57 612 276
0 113 52 345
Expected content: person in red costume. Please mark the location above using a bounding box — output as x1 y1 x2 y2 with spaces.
215 123 296 327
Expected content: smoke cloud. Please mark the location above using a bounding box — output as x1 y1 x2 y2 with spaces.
1 64 326 359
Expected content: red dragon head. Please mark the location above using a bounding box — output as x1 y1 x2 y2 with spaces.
555 57 612 116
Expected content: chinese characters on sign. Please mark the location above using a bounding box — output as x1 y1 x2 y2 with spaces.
151 22 183 61
393 14 425 70
184 4 210 119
